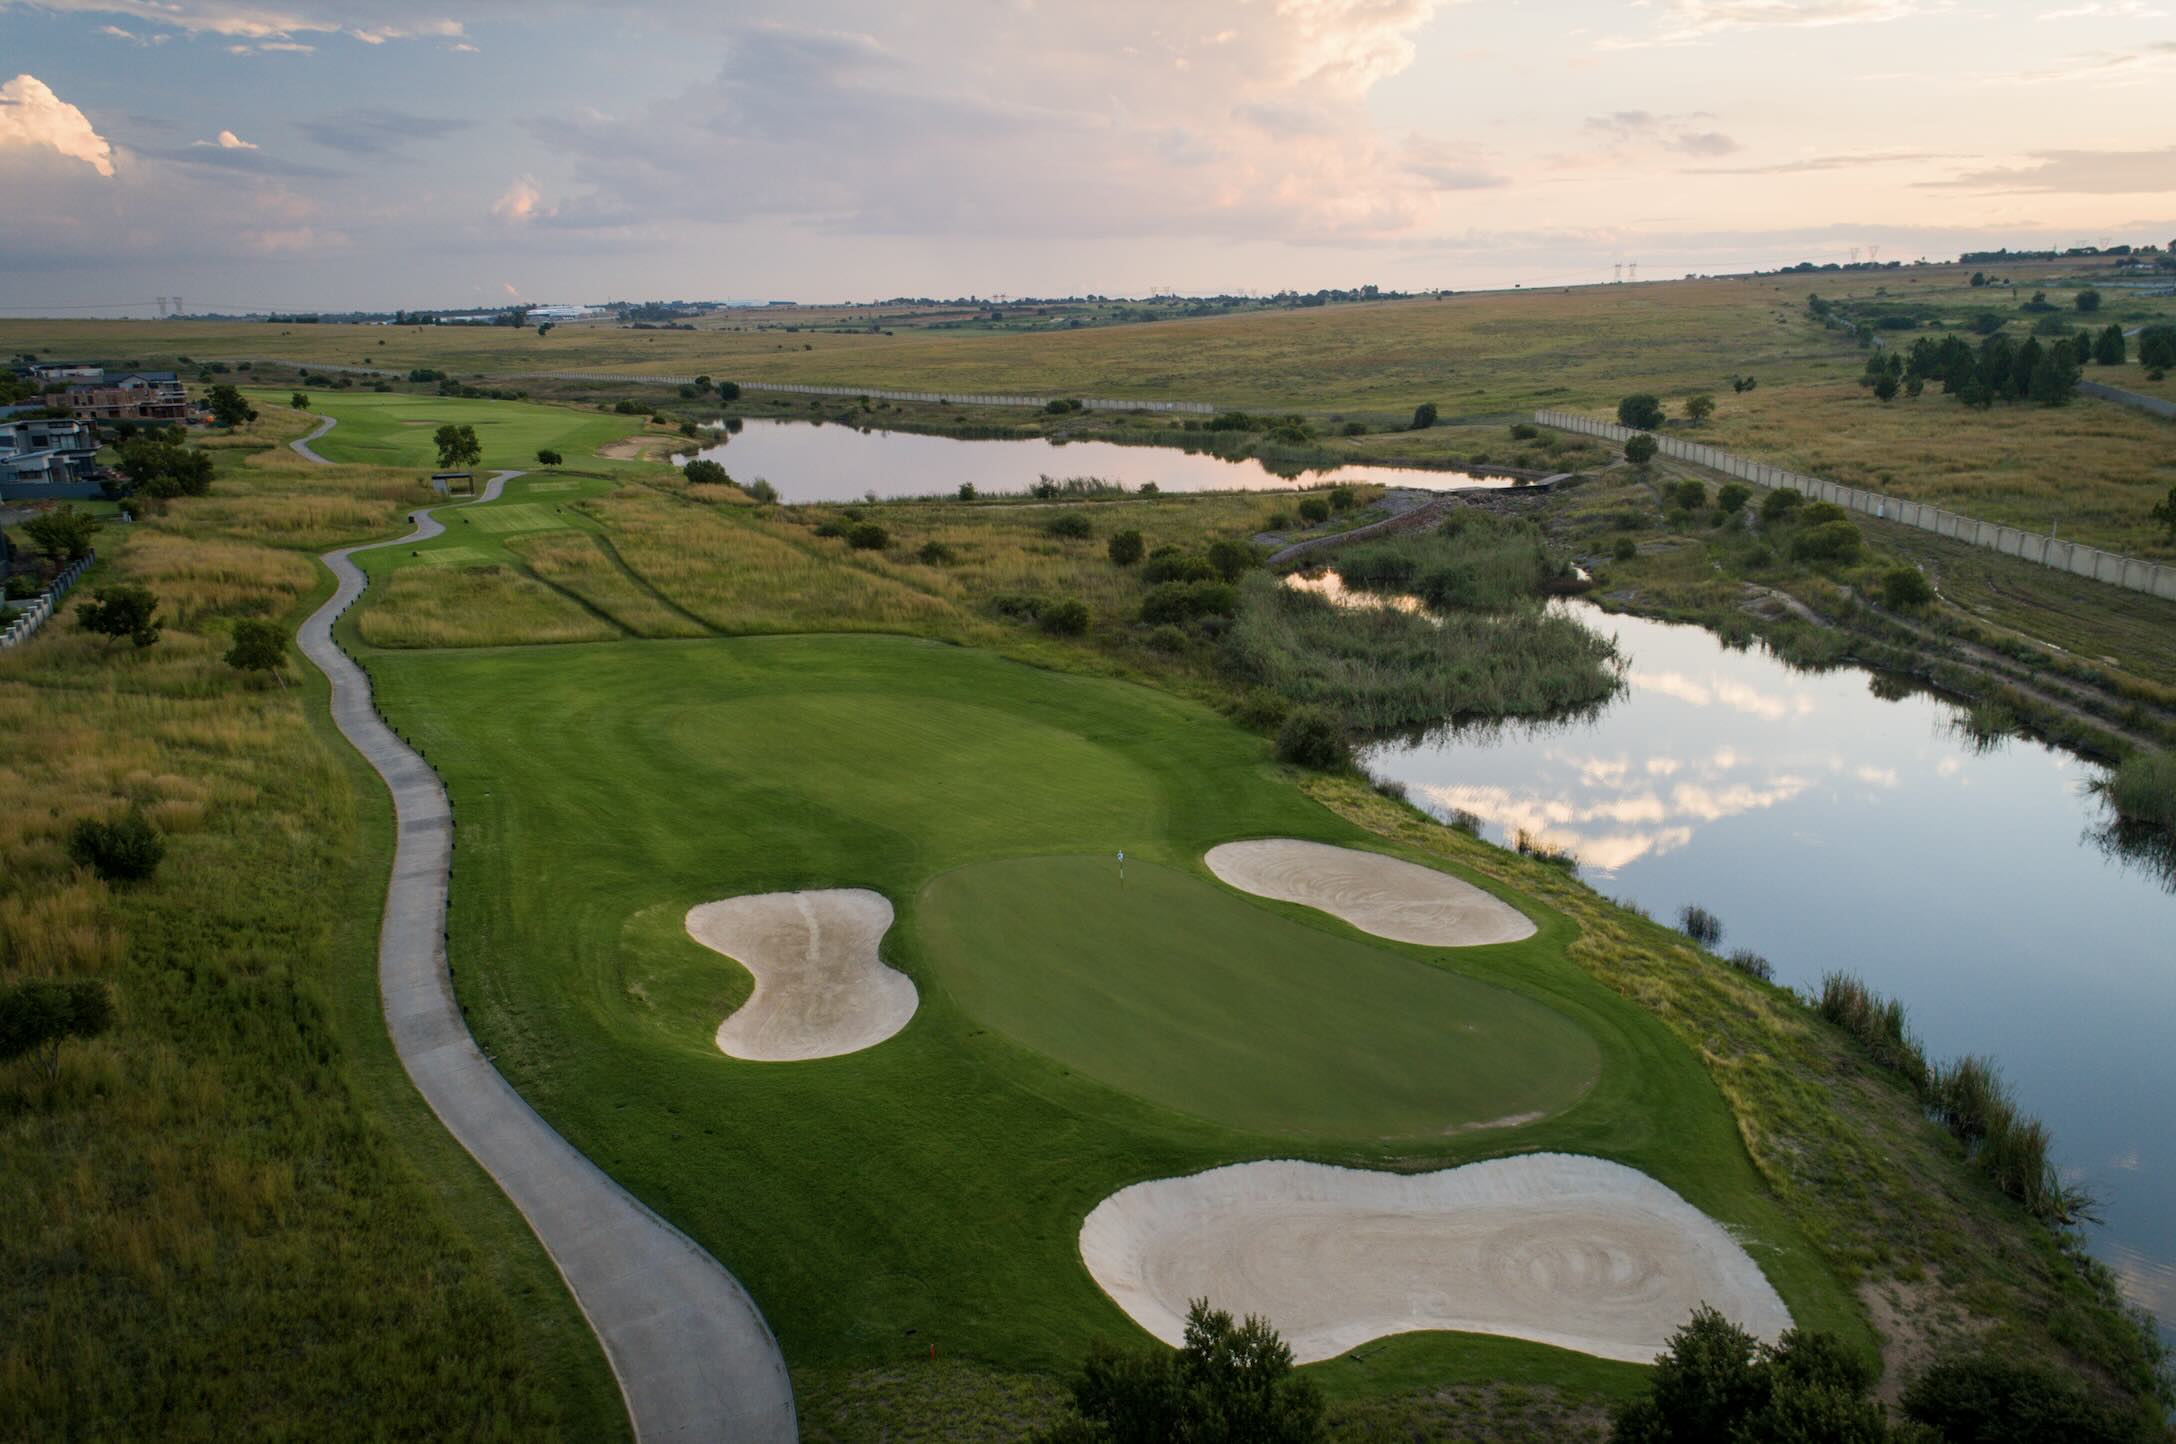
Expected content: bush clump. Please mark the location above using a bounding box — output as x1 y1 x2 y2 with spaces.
1678 904 1723 947
1038 599 1091 636
845 522 889 551
1139 581 1239 625
1045 513 1093 540
1274 707 1348 770
916 540 956 566
1107 529 1144 566
68 809 164 883
2098 749 2176 831
1881 566 1934 610
1141 548 1218 585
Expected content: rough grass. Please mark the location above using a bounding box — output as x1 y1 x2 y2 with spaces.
0 461 626 1438
358 563 622 647
506 531 713 638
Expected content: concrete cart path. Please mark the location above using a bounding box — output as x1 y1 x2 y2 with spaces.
291 413 337 464
295 469 798 1443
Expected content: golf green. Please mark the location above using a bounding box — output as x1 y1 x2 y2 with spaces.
252 388 647 470
919 855 1597 1137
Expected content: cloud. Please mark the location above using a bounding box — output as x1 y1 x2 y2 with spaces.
1603 0 1938 47
9 1 464 45
0 73 115 176
2038 0 2164 15
492 174 547 221
145 134 339 177
195 128 258 149
296 106 469 155
1921 145 2176 194
1688 149 1954 175
1583 110 1741 157
517 7 1480 244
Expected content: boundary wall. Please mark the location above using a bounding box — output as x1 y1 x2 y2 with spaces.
1533 410 2176 602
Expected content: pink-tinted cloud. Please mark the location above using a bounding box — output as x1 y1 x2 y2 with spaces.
0 73 115 176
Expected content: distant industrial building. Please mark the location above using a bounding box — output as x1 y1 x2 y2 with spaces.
25 362 103 384
527 304 596 321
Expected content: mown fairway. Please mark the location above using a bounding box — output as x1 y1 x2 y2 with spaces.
359 629 1859 1388
250 388 644 471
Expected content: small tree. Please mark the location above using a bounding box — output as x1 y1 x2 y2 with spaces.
1683 393 1716 425
0 979 114 1078
120 432 215 498
1038 598 1091 636
2151 485 2176 544
1409 401 1439 431
225 617 288 684
536 448 564 468
1672 480 1707 512
1296 496 1330 525
1037 1300 1324 1444
1326 484 1357 513
204 383 255 428
2094 323 2126 366
68 808 164 882
76 585 161 649
2137 324 2176 376
433 423 482 470
290 391 310 410
1107 529 1145 566
22 505 101 563
2074 288 2101 313
1623 433 1658 466
1716 483 1752 515
1206 538 1259 582
957 482 977 502
1618 393 1666 429
745 478 778 504
1880 567 1933 610
683 458 730 487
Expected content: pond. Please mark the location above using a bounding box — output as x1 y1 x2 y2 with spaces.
1350 593 2176 1331
674 418 1514 503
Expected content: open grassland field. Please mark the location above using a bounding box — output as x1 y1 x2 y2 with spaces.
0 405 626 1440
359 632 1859 1415
245 387 649 473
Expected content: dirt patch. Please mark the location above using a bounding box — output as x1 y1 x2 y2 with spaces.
1081 1155 1792 1365
686 889 916 1061
600 435 679 460
1205 838 1536 947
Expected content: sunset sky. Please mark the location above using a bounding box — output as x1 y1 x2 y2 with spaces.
3 0 2172 311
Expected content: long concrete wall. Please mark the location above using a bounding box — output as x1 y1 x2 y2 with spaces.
0 551 94 650
2078 379 2176 421
1534 410 2176 603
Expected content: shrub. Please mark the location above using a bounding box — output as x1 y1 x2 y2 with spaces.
1326 485 1357 513
76 585 161 649
1140 580 1238 625
1142 549 1217 584
1038 1300 1324 1444
1509 422 1538 440
683 458 729 487
1793 519 1864 564
613 399 643 415
1617 393 1666 429
811 519 848 538
1447 809 1483 837
1045 513 1092 540
2099 749 2176 830
1340 421 1366 435
1296 497 1330 525
225 618 288 683
1144 623 1190 654
1880 566 1933 610
744 478 778 504
1274 708 1347 770
1206 538 1259 582
916 540 956 565
1716 483 1752 514
1265 511 1291 530
845 522 889 550
1107 529 1144 566
1612 536 1638 562
1612 1308 1887 1444
957 482 977 501
1038 599 1090 636
0 979 114 1077
1409 402 1438 430
1725 949 1774 983
1760 489 1803 523
1678 905 1724 947
1623 433 1658 466
69 809 164 883
1231 691 1290 731
1671 480 1707 512
1818 972 1929 1095
1903 1355 2142 1443
991 593 1045 621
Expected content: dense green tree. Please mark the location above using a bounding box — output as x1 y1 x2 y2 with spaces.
120 431 215 498
1881 567 1934 609
1107 529 1144 566
1672 480 1707 511
1612 1308 1895 1444
67 808 163 882
21 504 101 562
1970 271 1988 287
0 979 114 1078
1206 538 1259 582
224 618 288 684
290 391 310 410
683 458 729 486
1618 393 1667 429
204 383 256 428
2074 288 2101 313
1036 1302 1324 1444
433 423 482 470
1902 1356 2147 1443
1296 497 1330 524
2138 325 2176 375
2094 323 2127 366
1037 598 1090 636
1683 393 1716 425
1409 401 1438 430
76 584 161 649
1327 485 1357 513
1624 433 1658 466
2029 339 2081 406
535 448 563 467
1274 710 1349 774
1717 483 1752 514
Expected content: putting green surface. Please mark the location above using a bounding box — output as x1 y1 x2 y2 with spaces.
362 631 1852 1380
920 856 1596 1136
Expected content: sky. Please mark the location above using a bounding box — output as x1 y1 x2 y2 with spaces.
2 0 2173 312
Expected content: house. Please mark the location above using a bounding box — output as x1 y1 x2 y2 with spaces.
0 417 105 500
25 362 103 384
62 372 189 422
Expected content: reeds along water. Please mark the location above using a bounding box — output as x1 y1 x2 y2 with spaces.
1820 972 2085 1225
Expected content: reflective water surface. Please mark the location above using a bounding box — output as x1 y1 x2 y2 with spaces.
1359 599 2176 1328
675 418 1514 503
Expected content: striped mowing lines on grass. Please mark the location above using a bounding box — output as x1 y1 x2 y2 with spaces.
466 503 574 535
418 547 492 566
528 479 583 493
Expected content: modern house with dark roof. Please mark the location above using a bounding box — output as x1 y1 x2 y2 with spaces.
0 417 105 500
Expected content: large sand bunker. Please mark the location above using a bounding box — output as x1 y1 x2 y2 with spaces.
1080 1154 1790 1365
685 889 916 1061
1205 839 1535 947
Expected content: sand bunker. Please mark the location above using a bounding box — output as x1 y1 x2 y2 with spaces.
1205 839 1535 947
1080 1154 1790 1365
685 889 916 1061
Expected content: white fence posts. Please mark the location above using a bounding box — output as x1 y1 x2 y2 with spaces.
0 550 95 650
1532 409 2176 604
